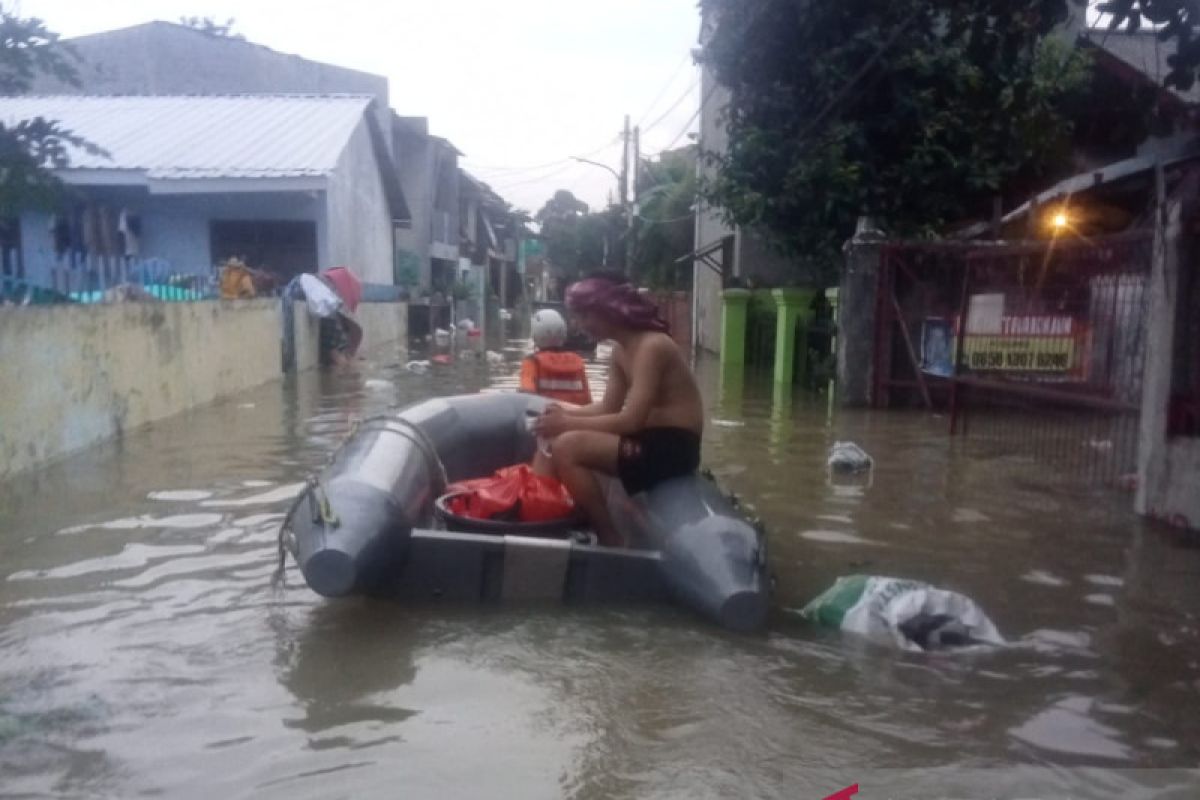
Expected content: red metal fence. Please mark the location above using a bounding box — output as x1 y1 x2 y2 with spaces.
874 231 1152 486
647 290 692 354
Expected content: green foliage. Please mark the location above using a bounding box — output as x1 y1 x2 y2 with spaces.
633 146 696 289
0 117 106 217
0 5 106 216
535 189 623 285
0 6 78 94
700 0 1093 282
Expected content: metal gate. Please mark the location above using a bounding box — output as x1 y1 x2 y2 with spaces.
874 231 1153 486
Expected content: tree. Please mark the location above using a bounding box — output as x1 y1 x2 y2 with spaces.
179 16 244 40
700 0 1092 283
0 6 102 218
634 146 697 289
535 189 589 225
535 190 625 285
1095 1 1200 90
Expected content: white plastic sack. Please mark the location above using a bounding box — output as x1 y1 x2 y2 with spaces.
797 575 1004 652
827 441 873 473
298 274 343 318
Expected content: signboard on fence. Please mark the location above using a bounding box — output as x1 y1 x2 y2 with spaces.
922 294 1088 378
962 324 1080 372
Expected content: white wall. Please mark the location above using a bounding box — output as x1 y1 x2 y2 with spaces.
693 65 734 354
326 120 394 284
1136 188 1200 530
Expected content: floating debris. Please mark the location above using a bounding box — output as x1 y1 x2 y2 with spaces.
827 441 873 473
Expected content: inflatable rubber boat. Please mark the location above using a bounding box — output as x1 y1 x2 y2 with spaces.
279 392 769 631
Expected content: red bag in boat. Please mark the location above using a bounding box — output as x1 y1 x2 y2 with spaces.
446 464 576 523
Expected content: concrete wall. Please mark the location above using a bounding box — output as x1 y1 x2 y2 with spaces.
325 120 394 284
0 300 280 480
1 299 410 480
1136 185 1200 530
356 302 409 355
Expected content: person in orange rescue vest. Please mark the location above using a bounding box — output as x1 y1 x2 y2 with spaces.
519 309 592 406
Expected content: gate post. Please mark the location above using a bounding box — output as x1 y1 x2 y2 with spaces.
771 288 814 385
838 218 886 407
720 287 751 366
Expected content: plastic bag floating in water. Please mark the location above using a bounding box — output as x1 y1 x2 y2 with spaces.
827 441 873 473
796 575 1005 652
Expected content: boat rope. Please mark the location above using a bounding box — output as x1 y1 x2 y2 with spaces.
271 413 451 587
272 475 318 588
352 414 450 495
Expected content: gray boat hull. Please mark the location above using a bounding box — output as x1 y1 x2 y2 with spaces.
283 392 769 631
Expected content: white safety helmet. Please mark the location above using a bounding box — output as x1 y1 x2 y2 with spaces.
531 308 568 349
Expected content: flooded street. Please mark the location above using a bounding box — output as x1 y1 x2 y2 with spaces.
2 336 1199 799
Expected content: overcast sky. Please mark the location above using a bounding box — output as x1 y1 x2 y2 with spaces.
15 0 703 215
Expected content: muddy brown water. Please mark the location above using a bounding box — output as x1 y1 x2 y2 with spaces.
2 337 1198 798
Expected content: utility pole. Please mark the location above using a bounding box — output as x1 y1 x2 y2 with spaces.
619 114 630 272
629 124 639 280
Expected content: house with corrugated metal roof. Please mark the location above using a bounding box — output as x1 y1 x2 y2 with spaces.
0 93 408 289
22 20 466 294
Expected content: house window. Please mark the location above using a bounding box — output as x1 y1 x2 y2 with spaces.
210 220 317 282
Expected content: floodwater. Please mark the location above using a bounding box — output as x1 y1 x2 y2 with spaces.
2 333 1199 799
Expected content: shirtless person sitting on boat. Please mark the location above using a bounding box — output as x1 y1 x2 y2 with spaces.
532 272 704 547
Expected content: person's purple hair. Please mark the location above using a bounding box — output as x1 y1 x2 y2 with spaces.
565 273 668 333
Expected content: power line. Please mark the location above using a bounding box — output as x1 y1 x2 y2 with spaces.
461 136 620 175
636 51 693 127
640 79 699 136
489 160 586 190
643 81 716 159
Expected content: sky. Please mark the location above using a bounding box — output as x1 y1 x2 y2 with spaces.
14 0 704 215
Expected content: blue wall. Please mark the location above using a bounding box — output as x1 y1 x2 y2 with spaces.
18 187 325 288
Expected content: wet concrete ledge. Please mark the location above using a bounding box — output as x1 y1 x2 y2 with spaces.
0 299 407 481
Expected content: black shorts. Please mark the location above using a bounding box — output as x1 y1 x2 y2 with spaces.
617 427 701 495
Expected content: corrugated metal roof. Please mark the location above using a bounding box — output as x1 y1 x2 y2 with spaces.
0 94 374 179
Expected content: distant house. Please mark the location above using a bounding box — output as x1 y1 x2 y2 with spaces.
392 116 463 291
460 172 521 307
0 94 408 288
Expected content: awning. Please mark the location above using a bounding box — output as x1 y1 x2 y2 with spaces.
675 234 734 277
